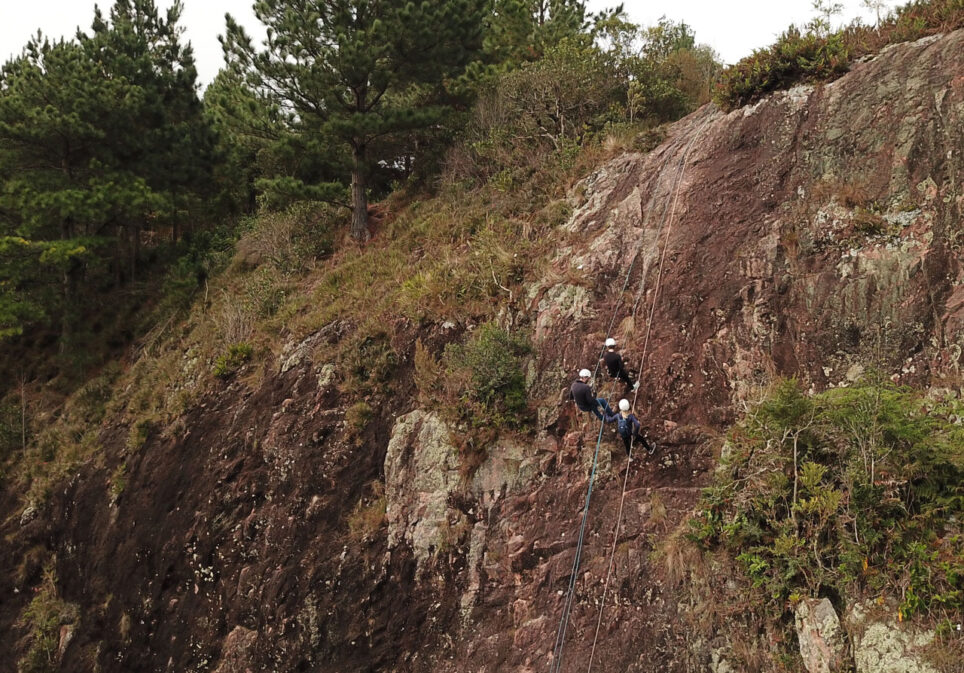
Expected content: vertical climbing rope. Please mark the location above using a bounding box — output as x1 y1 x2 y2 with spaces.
547 111 714 673
548 133 693 673
585 114 714 673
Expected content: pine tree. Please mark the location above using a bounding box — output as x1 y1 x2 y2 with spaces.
82 0 216 245
0 0 214 346
485 0 588 64
0 36 146 343
223 0 488 240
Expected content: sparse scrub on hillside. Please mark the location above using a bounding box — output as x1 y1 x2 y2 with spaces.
692 379 964 633
17 562 78 673
344 401 374 445
0 397 24 461
715 0 964 110
17 363 120 507
340 332 398 398
347 481 387 543
213 343 254 379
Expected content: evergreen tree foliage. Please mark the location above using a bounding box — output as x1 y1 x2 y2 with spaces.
484 0 590 65
222 0 488 240
203 68 284 214
0 0 214 346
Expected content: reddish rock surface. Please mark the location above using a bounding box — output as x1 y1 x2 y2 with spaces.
1 29 962 673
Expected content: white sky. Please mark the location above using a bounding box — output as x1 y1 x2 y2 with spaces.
0 0 893 87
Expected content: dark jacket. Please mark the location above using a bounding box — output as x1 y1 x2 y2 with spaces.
570 380 597 411
604 410 641 437
602 351 624 377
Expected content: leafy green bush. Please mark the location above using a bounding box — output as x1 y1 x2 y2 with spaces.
692 379 964 623
714 28 851 110
213 342 253 378
714 0 964 110
158 224 239 316
443 323 532 429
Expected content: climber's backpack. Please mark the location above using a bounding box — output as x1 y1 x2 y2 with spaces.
616 414 631 437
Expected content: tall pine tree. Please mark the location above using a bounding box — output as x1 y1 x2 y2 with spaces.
222 0 488 240
0 0 214 346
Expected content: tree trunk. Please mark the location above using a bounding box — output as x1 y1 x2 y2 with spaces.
130 223 140 283
171 191 179 243
350 146 370 242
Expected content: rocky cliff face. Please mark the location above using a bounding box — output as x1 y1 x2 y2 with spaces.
3 30 962 673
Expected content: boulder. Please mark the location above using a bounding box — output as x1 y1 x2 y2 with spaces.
213 626 258 673
847 602 938 673
794 598 849 673
384 410 461 566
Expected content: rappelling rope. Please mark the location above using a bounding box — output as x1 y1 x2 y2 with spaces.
549 135 692 673
549 112 714 673
585 113 714 673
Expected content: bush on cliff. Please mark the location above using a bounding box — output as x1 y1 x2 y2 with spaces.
714 0 964 110
443 323 532 430
692 379 964 627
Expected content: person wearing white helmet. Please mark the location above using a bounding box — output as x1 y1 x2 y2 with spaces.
600 338 639 394
570 368 613 421
604 398 656 456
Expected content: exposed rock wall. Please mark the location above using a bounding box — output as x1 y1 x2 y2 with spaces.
531 31 964 433
2 29 962 673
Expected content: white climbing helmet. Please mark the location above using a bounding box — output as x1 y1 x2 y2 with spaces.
618 399 631 411
605 338 616 348
579 369 592 378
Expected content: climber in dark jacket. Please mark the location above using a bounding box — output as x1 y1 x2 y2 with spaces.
570 369 613 421
600 338 638 394
605 399 656 456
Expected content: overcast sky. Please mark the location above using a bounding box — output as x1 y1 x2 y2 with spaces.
1 0 893 88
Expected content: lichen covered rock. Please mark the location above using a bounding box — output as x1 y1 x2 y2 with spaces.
794 598 849 673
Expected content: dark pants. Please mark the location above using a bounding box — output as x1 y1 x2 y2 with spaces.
611 366 635 391
580 398 613 421
620 431 651 455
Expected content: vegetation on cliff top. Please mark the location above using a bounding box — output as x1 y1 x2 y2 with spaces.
714 0 964 110
2 0 722 512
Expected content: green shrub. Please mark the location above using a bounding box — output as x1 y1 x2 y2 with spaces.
692 378 964 624
213 342 253 378
243 268 286 318
714 0 964 110
714 28 851 110
126 418 154 451
158 224 239 316
443 322 532 429
18 563 78 673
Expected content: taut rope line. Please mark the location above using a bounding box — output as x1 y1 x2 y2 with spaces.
585 113 714 673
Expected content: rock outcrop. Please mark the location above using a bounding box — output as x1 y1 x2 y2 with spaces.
795 598 849 673
848 602 941 673
2 28 962 673
385 410 462 565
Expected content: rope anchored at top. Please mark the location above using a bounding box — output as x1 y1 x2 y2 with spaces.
548 112 714 673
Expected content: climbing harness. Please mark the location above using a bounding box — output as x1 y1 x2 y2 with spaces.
549 112 714 673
